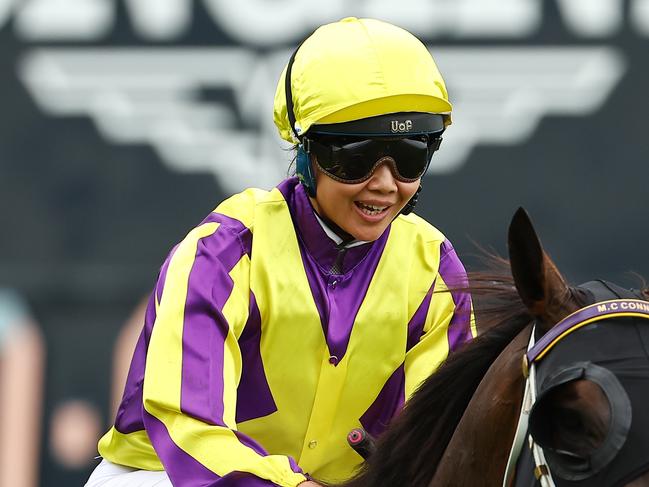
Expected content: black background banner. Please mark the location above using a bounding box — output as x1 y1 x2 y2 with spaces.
0 1 648 485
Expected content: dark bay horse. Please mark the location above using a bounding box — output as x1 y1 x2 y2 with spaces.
326 208 649 487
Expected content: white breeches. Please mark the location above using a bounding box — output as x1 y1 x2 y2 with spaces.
85 459 173 487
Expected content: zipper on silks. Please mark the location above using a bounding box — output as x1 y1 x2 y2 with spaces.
330 244 349 274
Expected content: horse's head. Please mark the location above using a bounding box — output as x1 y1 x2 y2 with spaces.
508 207 649 487
337 208 649 487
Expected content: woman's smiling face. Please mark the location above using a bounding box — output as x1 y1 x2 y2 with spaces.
310 159 420 242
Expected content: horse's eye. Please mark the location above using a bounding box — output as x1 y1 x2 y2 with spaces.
531 379 610 458
554 408 588 436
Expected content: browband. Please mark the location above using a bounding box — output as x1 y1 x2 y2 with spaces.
527 299 649 364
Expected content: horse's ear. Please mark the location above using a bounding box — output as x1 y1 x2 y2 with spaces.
508 207 573 330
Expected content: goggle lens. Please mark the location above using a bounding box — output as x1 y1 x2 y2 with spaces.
308 134 440 183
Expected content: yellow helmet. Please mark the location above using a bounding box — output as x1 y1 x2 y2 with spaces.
273 17 452 143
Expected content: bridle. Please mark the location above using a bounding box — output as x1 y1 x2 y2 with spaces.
503 285 649 487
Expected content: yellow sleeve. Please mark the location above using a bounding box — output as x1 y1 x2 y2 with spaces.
404 239 475 400
142 219 307 487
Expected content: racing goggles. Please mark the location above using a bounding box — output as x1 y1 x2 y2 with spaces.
305 133 442 184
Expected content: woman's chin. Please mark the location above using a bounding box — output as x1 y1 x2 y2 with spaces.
344 221 391 242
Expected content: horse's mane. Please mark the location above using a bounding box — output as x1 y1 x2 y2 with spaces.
341 255 534 487
336 254 649 487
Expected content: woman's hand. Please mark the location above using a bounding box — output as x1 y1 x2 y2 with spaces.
298 481 322 487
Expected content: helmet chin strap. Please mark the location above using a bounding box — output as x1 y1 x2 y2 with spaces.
317 210 355 244
400 184 422 215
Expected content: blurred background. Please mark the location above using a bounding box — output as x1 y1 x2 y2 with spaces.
0 1 647 485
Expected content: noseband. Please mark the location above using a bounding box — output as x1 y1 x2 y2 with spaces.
503 281 649 487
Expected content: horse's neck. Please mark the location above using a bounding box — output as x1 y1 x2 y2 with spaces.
431 325 532 487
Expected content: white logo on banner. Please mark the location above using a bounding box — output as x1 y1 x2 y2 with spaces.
8 0 649 41
19 47 625 193
9 0 643 192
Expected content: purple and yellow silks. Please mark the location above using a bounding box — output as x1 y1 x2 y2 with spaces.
98 178 474 486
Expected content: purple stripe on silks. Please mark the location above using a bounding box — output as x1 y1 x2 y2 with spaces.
302 228 390 362
144 411 280 486
116 244 182 433
232 431 305 476
438 240 473 352
236 291 278 423
277 177 390 361
180 224 250 426
201 212 253 265
406 281 436 352
232 430 268 456
143 410 219 485
115 292 157 434
287 456 305 475
359 364 406 438
326 229 390 361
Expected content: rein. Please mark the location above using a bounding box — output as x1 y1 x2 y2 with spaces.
502 299 649 487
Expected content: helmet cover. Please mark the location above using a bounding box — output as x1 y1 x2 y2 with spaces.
273 17 452 143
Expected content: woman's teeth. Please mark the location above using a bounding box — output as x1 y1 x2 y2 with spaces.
356 202 388 216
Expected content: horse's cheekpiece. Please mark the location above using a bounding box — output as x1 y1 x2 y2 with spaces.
510 280 649 487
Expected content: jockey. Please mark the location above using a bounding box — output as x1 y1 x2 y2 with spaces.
87 17 475 487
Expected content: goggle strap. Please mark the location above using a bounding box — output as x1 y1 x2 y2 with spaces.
429 137 442 151
285 38 310 140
